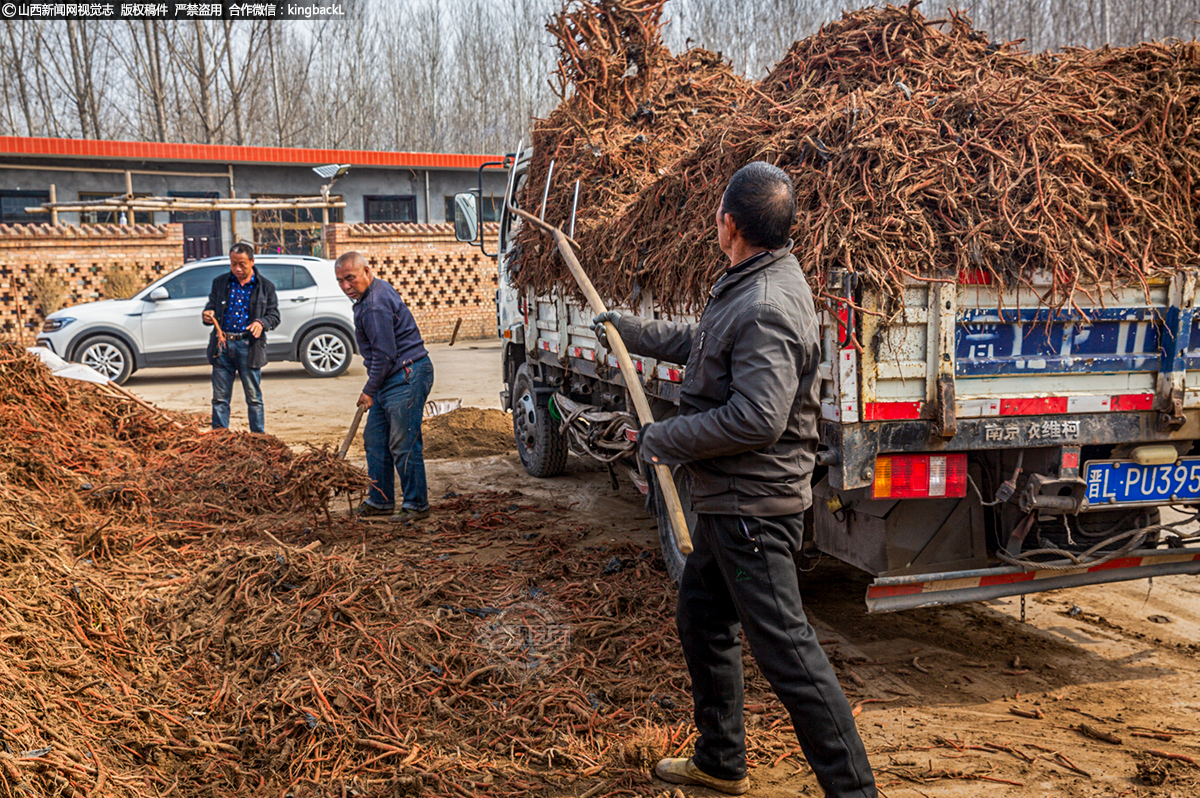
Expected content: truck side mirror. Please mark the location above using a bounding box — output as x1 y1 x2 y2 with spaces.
453 192 479 243
147 286 169 302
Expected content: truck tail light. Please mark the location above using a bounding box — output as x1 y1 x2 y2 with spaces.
873 454 967 499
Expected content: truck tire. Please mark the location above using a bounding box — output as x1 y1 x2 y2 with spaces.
299 327 352 378
77 335 134 384
512 363 568 478
653 464 696 583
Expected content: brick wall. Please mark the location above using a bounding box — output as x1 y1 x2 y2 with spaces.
326 222 499 343
0 221 497 346
0 223 185 340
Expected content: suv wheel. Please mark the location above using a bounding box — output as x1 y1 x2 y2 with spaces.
299 327 352 377
77 335 133 384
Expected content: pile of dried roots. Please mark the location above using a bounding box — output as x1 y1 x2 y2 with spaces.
515 0 1200 314
0 348 840 797
0 346 368 549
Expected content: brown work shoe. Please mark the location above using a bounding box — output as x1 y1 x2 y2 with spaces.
654 758 749 795
390 507 431 525
350 502 392 517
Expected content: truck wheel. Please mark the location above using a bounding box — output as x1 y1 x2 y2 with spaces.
299 327 352 377
653 464 696 583
77 335 133 384
512 363 567 478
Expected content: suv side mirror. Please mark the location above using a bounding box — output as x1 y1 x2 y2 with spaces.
147 287 169 302
453 192 479 243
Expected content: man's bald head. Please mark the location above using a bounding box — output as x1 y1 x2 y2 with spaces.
334 251 373 300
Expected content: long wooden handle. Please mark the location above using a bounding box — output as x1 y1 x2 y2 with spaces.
510 206 692 555
338 406 365 460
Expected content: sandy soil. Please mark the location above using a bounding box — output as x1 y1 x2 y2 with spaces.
126 339 505 452
124 351 1200 798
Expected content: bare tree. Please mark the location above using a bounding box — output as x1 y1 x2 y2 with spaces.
1 22 38 135
1 2 1196 153
165 21 231 143
265 21 322 147
221 19 269 145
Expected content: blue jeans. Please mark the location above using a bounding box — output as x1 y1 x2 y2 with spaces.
363 356 434 511
211 339 265 433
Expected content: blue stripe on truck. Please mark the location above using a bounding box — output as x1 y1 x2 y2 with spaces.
956 306 1170 377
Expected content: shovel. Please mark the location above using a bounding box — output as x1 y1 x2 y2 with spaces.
505 203 693 555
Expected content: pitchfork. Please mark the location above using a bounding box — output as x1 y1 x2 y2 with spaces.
505 147 693 556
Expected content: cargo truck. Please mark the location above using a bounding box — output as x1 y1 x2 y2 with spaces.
454 149 1200 612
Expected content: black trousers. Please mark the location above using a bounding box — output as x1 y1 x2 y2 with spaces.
677 512 877 798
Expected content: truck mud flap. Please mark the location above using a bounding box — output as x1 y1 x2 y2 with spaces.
865 547 1200 613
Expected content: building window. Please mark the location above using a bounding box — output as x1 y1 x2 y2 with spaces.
252 194 343 256
365 195 417 223
1 190 50 224
78 192 154 225
445 194 502 224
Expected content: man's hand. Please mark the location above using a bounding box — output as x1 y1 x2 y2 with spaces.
624 421 660 464
592 310 622 348
637 422 661 464
202 310 215 325
248 320 265 338
357 393 374 409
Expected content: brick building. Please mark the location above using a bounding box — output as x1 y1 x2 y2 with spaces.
0 136 510 343
0 136 507 261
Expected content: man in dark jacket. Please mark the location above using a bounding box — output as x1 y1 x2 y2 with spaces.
334 251 434 523
594 162 877 798
202 242 280 434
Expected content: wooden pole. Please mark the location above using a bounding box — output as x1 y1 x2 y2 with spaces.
320 185 330 258
321 206 329 258
228 164 238 242
448 317 464 346
338 406 365 460
12 276 26 346
508 205 692 555
49 185 58 226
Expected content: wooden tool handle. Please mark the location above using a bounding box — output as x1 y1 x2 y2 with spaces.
509 206 692 555
338 405 365 460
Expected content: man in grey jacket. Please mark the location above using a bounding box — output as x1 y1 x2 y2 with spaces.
594 162 876 798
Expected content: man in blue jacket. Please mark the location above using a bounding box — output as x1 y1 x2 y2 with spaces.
202 242 280 434
334 251 434 523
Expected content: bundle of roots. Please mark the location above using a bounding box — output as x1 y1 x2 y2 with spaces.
515 0 1200 316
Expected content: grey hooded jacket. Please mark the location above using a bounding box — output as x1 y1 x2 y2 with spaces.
616 241 821 516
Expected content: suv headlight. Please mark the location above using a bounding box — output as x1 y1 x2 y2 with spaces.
42 317 76 332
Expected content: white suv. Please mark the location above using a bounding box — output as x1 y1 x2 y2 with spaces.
37 255 356 385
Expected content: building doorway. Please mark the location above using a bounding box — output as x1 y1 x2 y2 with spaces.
170 191 222 261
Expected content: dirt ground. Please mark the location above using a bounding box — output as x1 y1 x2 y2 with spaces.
123 346 1200 798
428 458 1200 798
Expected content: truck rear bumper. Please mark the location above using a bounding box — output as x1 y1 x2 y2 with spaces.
865 547 1200 612
823 410 1200 491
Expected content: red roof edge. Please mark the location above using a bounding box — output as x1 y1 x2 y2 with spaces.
0 135 501 170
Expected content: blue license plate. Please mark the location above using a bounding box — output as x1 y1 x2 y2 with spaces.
1084 458 1200 507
